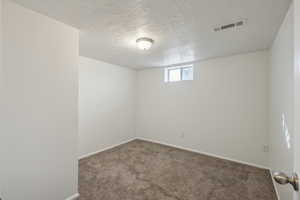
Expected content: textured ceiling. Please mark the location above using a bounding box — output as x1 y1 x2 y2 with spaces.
13 0 291 69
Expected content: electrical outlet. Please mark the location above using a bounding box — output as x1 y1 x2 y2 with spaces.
180 132 185 138
263 145 269 153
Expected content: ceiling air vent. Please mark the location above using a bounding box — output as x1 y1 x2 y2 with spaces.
214 19 247 32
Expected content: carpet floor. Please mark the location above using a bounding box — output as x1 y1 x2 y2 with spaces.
79 140 277 200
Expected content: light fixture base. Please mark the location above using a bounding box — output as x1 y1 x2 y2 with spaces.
136 37 154 50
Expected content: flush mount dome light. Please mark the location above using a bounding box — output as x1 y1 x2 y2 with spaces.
136 37 154 50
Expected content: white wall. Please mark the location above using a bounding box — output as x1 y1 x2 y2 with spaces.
0 1 79 200
294 1 300 200
136 51 269 167
79 56 136 158
269 4 294 200
294 1 300 199
0 0 4 198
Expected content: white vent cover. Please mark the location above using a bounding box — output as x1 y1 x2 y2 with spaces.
214 19 247 32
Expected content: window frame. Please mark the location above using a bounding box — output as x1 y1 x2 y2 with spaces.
165 65 193 82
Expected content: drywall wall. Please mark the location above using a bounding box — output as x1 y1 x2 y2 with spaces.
0 0 4 198
269 4 294 200
136 51 269 167
0 1 79 199
294 1 300 200
79 56 136 158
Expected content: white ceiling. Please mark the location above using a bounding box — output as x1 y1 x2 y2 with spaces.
13 0 291 69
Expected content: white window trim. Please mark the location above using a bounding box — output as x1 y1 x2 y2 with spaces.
164 65 194 82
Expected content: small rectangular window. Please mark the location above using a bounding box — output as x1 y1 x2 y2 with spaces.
164 65 193 82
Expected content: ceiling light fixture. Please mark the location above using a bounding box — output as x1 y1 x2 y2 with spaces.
136 37 154 50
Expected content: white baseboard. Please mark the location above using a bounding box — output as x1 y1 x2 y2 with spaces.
78 137 270 170
78 138 136 160
136 137 270 170
269 170 280 200
65 193 80 200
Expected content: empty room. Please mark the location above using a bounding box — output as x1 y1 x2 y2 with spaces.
1 0 300 200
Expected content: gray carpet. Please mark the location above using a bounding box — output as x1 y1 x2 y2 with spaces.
79 140 277 200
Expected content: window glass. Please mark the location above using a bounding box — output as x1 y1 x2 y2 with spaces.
164 65 194 82
168 68 181 82
182 67 193 80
